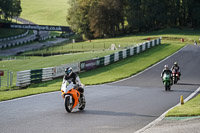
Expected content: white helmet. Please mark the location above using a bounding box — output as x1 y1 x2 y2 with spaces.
164 65 169 70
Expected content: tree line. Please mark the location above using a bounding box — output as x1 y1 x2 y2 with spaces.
67 0 200 39
0 0 22 21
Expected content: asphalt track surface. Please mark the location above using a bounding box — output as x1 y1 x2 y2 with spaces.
0 38 69 56
0 45 200 133
0 18 49 56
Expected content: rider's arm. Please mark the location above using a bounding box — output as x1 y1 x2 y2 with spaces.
75 76 82 86
171 66 174 71
161 70 164 78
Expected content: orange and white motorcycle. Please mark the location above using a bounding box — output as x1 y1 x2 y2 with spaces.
61 79 86 113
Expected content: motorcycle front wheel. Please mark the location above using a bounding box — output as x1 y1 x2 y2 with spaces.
164 82 170 91
65 96 73 113
165 84 168 91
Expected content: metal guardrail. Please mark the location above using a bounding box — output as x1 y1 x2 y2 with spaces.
0 70 13 88
0 30 29 42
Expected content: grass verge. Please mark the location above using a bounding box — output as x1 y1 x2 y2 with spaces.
0 42 185 101
0 51 116 84
0 28 27 38
166 94 200 117
22 28 200 55
21 0 69 26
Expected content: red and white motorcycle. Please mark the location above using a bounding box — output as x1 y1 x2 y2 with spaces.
172 69 180 84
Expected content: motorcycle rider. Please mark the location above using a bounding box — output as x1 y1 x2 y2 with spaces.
171 62 181 80
161 65 172 84
64 67 85 100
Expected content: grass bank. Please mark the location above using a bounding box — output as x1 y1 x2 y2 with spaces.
0 42 185 101
21 0 69 26
0 28 27 38
79 43 184 85
166 94 200 117
22 28 200 55
0 51 115 84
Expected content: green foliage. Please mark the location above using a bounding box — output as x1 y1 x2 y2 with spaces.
0 28 26 38
67 0 126 39
0 0 22 21
67 0 200 39
67 0 92 39
88 0 125 37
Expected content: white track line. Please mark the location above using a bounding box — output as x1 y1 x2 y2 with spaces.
135 87 200 133
132 44 200 133
0 91 59 104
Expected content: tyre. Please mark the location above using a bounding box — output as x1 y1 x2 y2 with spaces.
168 85 171 91
165 84 168 91
65 96 73 113
173 77 176 84
79 96 86 110
174 77 177 84
78 103 85 110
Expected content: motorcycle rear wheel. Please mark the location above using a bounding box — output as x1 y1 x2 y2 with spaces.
65 96 73 113
173 77 177 84
79 96 86 110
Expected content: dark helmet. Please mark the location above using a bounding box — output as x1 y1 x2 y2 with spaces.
65 67 73 76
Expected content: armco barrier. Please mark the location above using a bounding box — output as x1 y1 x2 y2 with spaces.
16 37 161 87
0 35 52 50
0 30 29 42
80 38 161 70
0 36 37 49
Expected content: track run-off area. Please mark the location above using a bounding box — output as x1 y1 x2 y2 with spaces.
0 45 200 133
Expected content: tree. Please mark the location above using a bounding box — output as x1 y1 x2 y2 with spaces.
0 0 22 21
88 0 125 37
188 0 200 27
67 0 126 39
67 0 93 40
67 0 200 39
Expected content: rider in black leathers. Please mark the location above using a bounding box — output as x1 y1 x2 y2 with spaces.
64 67 84 98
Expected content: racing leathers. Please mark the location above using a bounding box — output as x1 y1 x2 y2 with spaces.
64 72 84 95
161 69 173 84
171 65 181 79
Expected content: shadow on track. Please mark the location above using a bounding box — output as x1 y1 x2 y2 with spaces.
176 83 200 86
170 89 196 93
70 110 158 118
